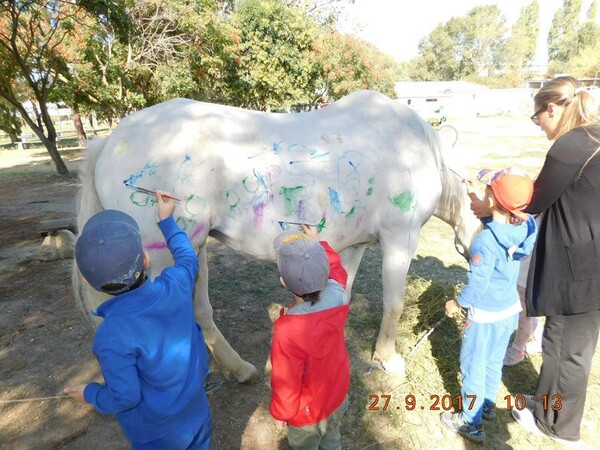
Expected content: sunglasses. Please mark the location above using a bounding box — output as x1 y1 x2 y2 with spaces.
530 105 547 125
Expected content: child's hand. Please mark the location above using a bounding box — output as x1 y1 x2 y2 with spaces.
301 224 318 239
274 419 287 430
156 190 176 220
445 299 461 318
64 384 87 403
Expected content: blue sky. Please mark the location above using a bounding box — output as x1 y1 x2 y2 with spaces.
337 0 597 65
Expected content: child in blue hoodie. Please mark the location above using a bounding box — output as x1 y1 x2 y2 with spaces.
440 168 538 443
65 192 211 450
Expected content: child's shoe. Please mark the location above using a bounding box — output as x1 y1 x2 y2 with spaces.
440 411 486 442
503 346 525 366
482 402 496 420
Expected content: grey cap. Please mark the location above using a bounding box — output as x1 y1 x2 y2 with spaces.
273 230 329 295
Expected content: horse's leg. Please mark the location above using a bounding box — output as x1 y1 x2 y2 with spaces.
339 244 367 301
372 229 420 375
193 243 262 384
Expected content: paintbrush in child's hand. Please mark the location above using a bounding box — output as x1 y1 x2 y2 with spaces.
125 185 181 202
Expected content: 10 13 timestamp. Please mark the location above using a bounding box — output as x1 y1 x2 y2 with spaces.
504 394 562 411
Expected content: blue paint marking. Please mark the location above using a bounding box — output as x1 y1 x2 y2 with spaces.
253 168 269 191
273 142 283 154
328 187 341 213
309 149 330 159
123 162 159 186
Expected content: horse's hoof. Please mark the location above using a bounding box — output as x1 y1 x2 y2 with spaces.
372 353 406 376
237 363 263 385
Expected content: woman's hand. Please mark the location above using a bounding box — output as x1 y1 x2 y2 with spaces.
464 181 492 219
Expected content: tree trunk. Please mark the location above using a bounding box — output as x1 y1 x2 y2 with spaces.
88 114 97 134
31 101 44 131
38 99 68 174
7 130 18 143
42 137 69 174
16 101 69 174
71 105 87 147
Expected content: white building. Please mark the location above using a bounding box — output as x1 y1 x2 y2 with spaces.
395 81 536 119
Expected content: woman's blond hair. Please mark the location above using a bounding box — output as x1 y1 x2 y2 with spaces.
534 75 600 175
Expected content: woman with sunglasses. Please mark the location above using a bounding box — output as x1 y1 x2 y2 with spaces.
471 75 600 447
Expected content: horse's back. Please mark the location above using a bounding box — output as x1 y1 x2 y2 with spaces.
93 91 444 259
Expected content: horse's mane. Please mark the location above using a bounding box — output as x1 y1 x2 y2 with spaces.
71 136 110 326
431 136 481 256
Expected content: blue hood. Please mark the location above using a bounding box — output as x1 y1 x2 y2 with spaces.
457 215 538 312
485 216 538 262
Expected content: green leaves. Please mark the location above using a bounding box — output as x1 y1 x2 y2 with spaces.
547 0 600 77
2 0 398 147
413 6 507 81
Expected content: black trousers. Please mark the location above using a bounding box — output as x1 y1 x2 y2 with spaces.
534 309 600 441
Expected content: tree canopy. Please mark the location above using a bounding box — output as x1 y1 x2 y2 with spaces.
1 0 396 173
410 6 507 81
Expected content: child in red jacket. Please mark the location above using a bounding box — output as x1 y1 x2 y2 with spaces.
270 224 350 449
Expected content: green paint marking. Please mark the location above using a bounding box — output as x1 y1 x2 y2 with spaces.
367 177 375 196
316 217 327 233
242 176 259 193
130 191 156 207
185 194 205 216
389 191 414 212
344 206 356 218
279 186 304 216
226 191 240 209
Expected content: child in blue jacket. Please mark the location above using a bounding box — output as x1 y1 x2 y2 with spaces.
441 169 538 443
65 192 211 450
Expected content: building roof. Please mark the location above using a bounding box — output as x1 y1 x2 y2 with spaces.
395 81 489 98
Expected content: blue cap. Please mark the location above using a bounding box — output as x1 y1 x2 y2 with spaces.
75 210 144 294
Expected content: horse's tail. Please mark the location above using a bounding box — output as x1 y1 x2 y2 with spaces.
72 136 110 326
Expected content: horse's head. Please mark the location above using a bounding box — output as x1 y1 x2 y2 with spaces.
434 165 482 262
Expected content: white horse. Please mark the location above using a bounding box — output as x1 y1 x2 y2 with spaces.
74 90 480 382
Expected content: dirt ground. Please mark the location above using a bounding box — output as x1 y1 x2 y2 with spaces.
0 151 392 450
0 156 292 450
1 117 599 450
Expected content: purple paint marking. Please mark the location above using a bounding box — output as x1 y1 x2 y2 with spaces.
191 223 206 239
144 241 167 251
145 223 206 251
253 203 266 227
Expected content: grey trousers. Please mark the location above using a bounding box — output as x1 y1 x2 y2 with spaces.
534 310 600 441
287 396 349 450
